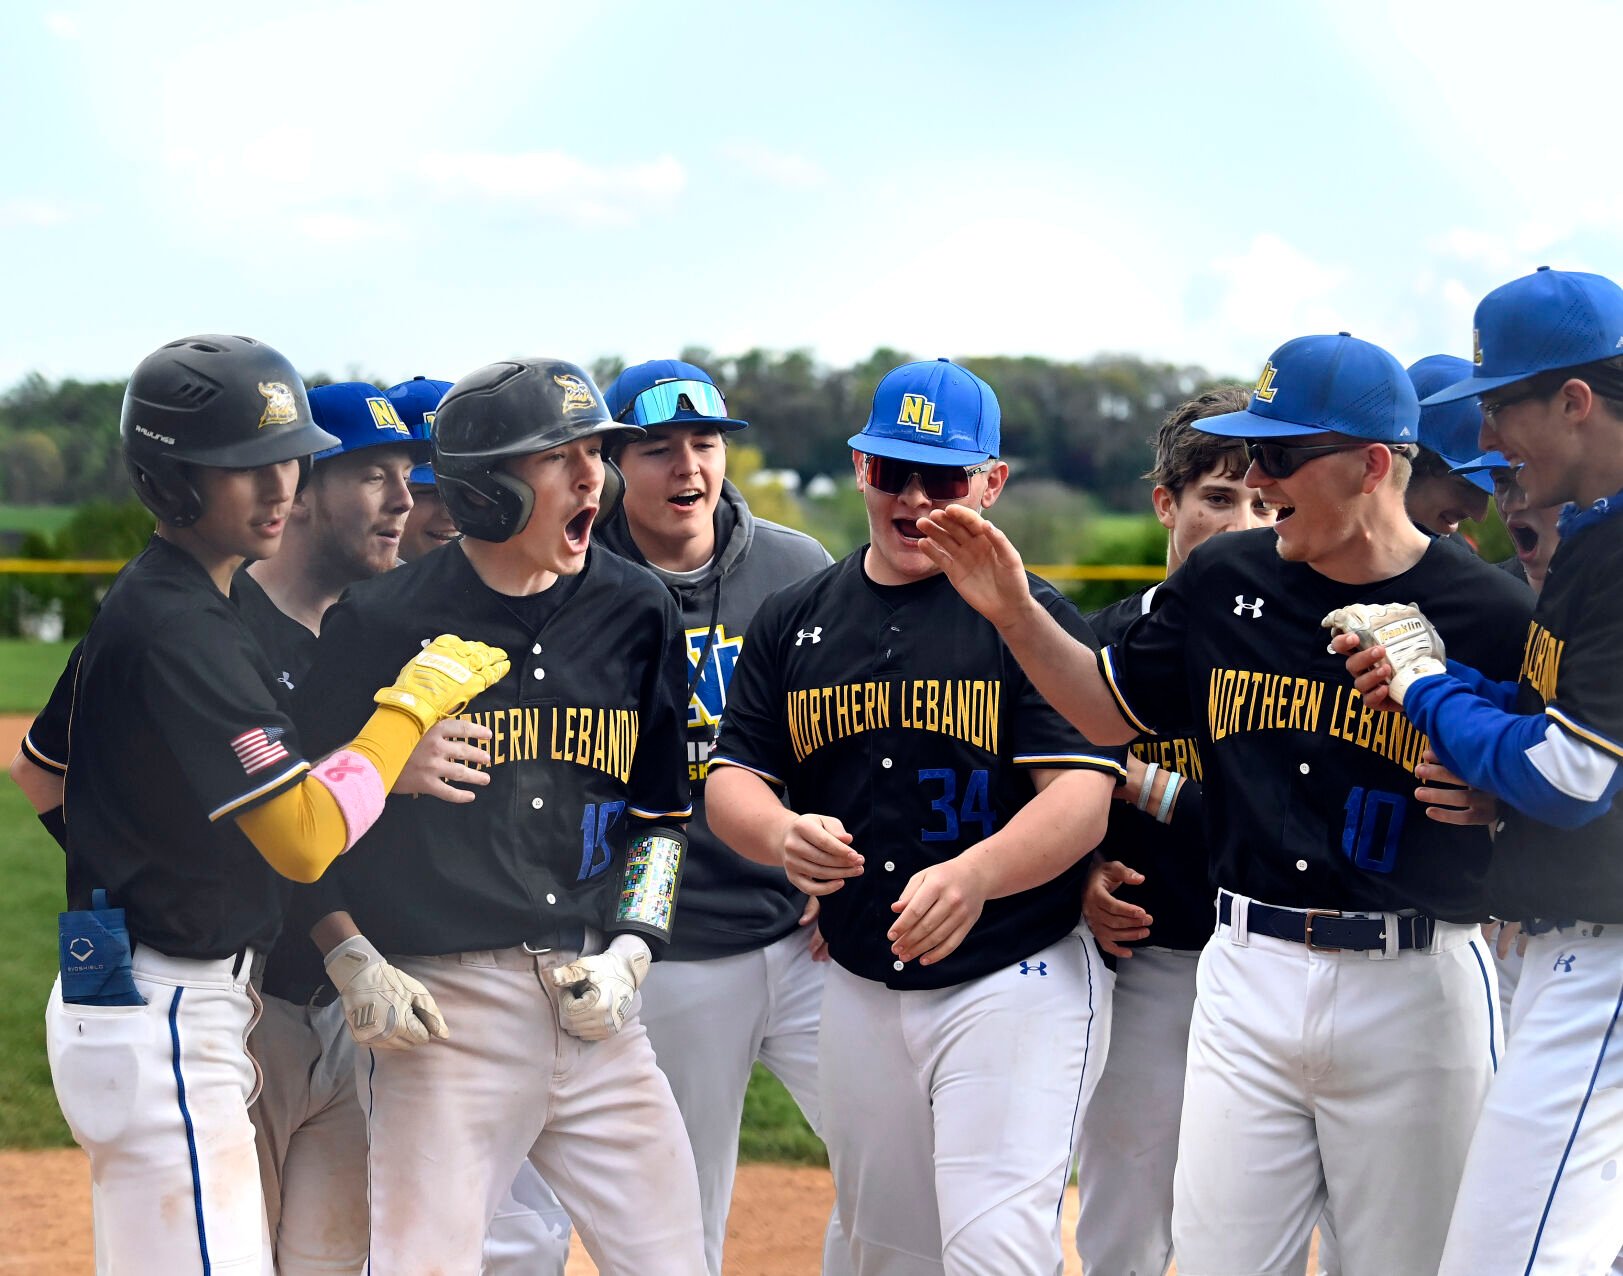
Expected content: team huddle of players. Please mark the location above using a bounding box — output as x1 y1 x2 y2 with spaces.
10 262 1623 1276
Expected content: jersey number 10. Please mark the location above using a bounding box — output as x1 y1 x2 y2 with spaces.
1341 787 1406 875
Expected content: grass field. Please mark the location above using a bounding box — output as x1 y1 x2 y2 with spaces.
0 505 75 537
0 640 75 713
0 638 826 1160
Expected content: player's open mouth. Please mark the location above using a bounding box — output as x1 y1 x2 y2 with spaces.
893 519 923 544
1273 506 1296 524
254 516 286 537
669 490 703 508
1508 519 1540 558
565 507 595 549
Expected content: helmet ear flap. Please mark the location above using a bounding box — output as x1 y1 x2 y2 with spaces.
436 468 534 543
294 455 313 494
599 458 626 522
127 459 203 528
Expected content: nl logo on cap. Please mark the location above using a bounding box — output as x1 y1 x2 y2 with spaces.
1253 361 1280 403
899 393 944 436
366 396 409 436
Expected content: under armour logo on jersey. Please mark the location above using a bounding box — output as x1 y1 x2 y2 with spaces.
67 937 95 962
1019 960 1048 976
1554 952 1577 973
796 627 823 645
276 670 295 691
1234 595 1264 618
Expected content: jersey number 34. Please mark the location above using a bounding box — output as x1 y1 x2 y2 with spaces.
919 768 997 843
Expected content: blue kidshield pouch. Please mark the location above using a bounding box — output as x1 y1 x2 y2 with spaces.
59 889 144 1006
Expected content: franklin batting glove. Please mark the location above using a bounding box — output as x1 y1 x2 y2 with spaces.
1322 602 1448 706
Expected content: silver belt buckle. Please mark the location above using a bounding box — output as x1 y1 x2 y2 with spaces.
1303 909 1343 952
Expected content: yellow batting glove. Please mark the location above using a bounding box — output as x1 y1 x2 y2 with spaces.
375 635 510 733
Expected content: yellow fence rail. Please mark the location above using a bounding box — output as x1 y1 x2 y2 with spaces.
0 558 1168 582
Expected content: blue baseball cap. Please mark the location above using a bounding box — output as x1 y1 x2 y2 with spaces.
1422 267 1623 404
1195 333 1419 444
1407 355 1492 493
309 381 431 465
848 358 1000 465
603 359 749 432
1451 450 1512 477
386 376 453 485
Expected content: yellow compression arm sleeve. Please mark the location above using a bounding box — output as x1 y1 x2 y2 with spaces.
235 706 423 883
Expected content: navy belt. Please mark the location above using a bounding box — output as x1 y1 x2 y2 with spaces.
1523 918 1579 936
1219 894 1435 952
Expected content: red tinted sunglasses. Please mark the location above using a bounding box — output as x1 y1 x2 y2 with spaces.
862 454 993 500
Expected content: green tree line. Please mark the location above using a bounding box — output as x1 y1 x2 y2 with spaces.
4 350 1226 511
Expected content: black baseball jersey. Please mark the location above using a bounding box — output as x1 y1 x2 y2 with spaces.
21 638 78 777
598 481 833 960
711 551 1127 990
1100 528 1532 921
1086 586 1213 953
62 536 312 958
293 541 692 957
232 570 329 1003
1485 510 1623 920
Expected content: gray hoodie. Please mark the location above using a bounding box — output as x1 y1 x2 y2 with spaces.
597 480 833 959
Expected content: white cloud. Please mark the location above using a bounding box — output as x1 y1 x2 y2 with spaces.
295 212 406 246
0 198 75 228
44 11 79 38
1203 234 1350 349
722 142 826 190
420 151 686 227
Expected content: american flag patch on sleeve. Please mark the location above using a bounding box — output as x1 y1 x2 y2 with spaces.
230 727 290 776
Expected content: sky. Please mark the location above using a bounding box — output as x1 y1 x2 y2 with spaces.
3 0 1620 391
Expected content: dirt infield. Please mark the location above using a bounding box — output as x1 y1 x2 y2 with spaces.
1 1148 1090 1274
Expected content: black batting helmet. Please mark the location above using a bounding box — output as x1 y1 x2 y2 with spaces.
121 335 339 527
433 358 644 543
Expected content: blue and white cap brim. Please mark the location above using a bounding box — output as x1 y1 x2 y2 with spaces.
1421 372 1530 406
846 431 992 466
1189 407 1336 440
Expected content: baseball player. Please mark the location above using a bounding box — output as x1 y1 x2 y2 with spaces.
706 358 1127 1275
595 358 843 1276
388 376 464 563
240 380 425 1276
43 334 505 1276
386 371 577 1275
1071 385 1282 1276
289 357 708 1275
1403 355 1494 539
1338 267 1623 1274
919 332 1532 1275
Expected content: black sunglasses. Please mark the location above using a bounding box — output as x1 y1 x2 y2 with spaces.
861 454 993 500
1244 440 1369 480
1479 387 1545 424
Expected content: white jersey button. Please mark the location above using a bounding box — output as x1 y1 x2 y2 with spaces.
532 643 543 655
884 861 895 872
1299 763 1310 774
531 797 544 810
533 668 545 680
1496 820 1506 833
1296 859 1308 871
881 758 893 769
546 893 556 905
892 960 904 971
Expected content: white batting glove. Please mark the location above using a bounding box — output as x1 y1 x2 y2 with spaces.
323 935 449 1049
1321 602 1448 706
549 935 650 1041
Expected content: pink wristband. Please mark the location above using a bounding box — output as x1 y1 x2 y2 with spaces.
311 750 387 852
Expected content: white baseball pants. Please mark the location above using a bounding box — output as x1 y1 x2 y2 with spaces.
46 947 270 1275
641 925 850 1276
1439 923 1623 1276
360 944 706 1276
1172 902 1499 1276
819 929 1111 1276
